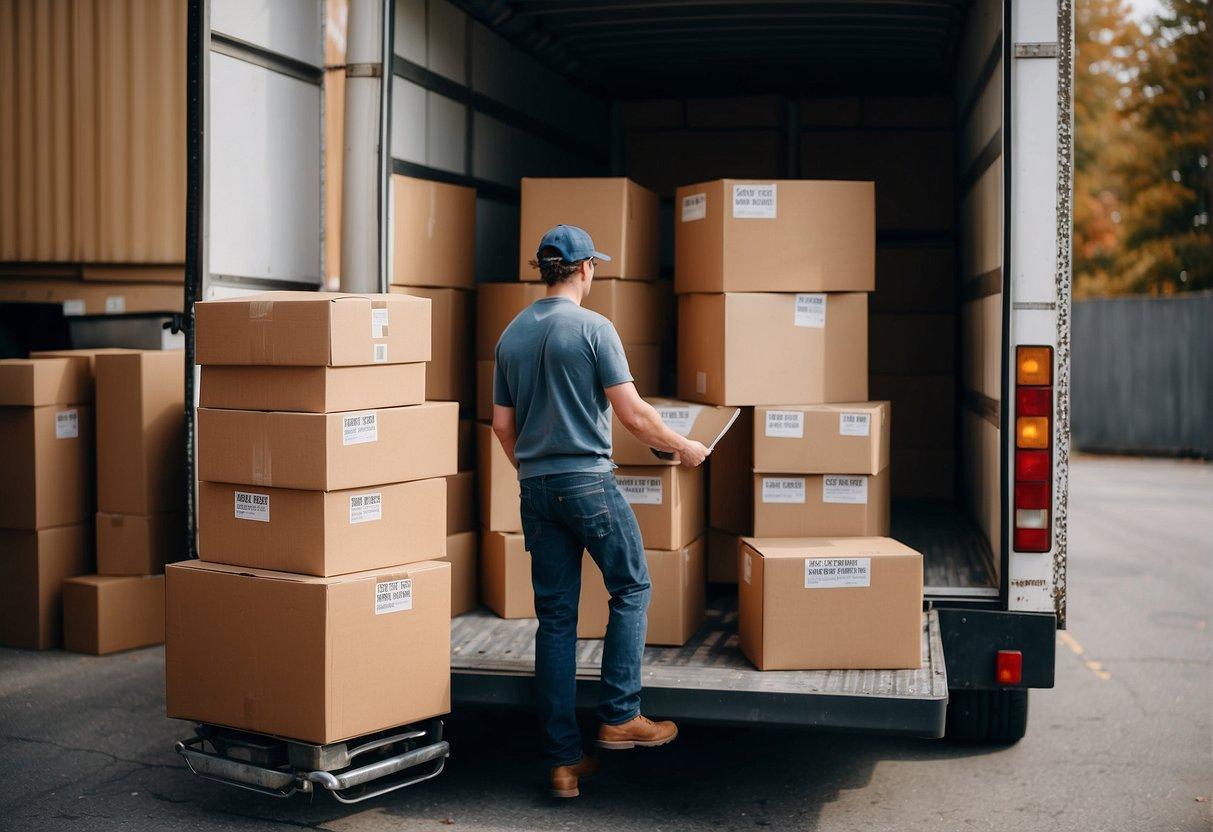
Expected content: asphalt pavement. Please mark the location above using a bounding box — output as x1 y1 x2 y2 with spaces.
1 455 1209 831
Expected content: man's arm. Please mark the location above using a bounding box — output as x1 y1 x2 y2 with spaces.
605 382 709 468
491 404 519 471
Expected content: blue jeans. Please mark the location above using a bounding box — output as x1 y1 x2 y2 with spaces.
519 471 651 766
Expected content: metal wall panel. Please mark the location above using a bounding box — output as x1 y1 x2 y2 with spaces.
212 0 323 67
426 0 465 83
391 77 427 163
426 91 467 173
393 0 426 66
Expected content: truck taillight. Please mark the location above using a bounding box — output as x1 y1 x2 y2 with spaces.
1014 346 1053 552
996 650 1023 685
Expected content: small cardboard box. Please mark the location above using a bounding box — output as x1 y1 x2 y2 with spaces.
753 402 890 474
708 407 753 536
477 422 520 533
96 351 184 515
674 179 874 294
0 403 93 529
707 528 740 583
391 286 474 404
195 292 430 367
391 176 476 289
678 292 868 406
62 574 165 655
444 530 477 616
166 559 451 744
0 525 91 649
479 531 602 637
446 470 476 534
738 537 922 670
198 478 446 576
197 401 458 491
611 397 741 466
477 283 545 361
476 360 495 422
97 511 185 575
584 279 661 344
579 536 706 645
519 178 659 280
615 466 705 550
0 357 91 406
752 469 890 537
200 363 426 413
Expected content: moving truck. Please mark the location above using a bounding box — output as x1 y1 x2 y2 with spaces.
184 0 1069 750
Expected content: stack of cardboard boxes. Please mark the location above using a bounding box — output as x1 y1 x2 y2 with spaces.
165 292 456 744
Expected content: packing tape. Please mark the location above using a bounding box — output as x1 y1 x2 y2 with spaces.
248 300 275 363
250 413 272 485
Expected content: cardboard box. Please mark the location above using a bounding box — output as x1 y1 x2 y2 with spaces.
62 574 165 655
198 478 446 576
477 422 520 533
195 292 430 367
391 175 476 289
611 397 741 466
0 404 93 529
519 178 659 280
458 418 475 471
476 283 545 361
673 180 874 294
678 292 868 406
752 469 890 538
200 363 426 413
444 530 477 615
870 375 955 450
584 279 661 344
891 448 956 500
391 287 474 404
447 470 476 534
166 559 451 744
476 360 495 422
869 313 956 374
579 537 706 645
753 402 890 474
0 279 184 314
479 531 601 637
81 265 184 283
707 528 740 583
97 511 185 575
615 466 704 550
624 343 661 397
197 401 458 491
0 525 91 649
0 357 91 406
96 351 184 515
29 348 138 401
738 537 923 670
708 407 753 536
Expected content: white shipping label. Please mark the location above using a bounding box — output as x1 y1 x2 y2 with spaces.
681 192 707 222
761 477 806 504
794 293 826 328
617 476 664 505
54 409 79 439
349 492 383 524
234 491 270 522
764 410 804 439
839 412 871 436
732 183 777 219
373 343 388 363
374 578 413 614
805 557 871 589
371 308 390 338
62 299 85 316
822 475 869 504
104 295 126 313
342 411 379 445
657 404 705 437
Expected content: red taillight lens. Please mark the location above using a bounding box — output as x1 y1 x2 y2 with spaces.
1016 386 1051 416
1014 346 1054 553
996 650 1023 685
1015 450 1050 481
1015 527 1050 552
1015 481 1050 510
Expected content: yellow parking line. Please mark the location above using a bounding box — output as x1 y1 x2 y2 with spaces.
1059 632 1111 680
1057 631 1084 655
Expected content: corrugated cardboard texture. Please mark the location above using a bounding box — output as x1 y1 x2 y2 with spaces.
166 560 451 744
752 469 891 537
29 348 137 401
476 283 545 361
195 292 431 367
446 470 476 534
707 528 740 583
519 178 659 281
198 401 458 491
674 179 874 294
62 574 165 655
477 422 520 532
0 404 93 529
708 407 753 536
200 363 426 413
96 351 184 515
611 397 740 466
738 537 922 670
583 279 661 345
753 402 890 474
97 511 184 575
391 176 476 288
391 286 474 404
0 525 91 649
678 292 869 406
0 279 184 313
615 466 704 550
198 478 446 577
479 531 603 637
0 358 91 406
444 530 477 616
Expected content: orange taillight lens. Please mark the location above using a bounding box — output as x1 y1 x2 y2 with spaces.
1016 416 1049 449
1016 346 1052 385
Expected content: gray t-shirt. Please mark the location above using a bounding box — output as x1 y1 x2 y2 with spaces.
494 297 633 480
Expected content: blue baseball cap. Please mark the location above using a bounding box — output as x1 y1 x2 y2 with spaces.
536 225 612 263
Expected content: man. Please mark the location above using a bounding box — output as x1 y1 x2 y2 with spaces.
492 225 709 798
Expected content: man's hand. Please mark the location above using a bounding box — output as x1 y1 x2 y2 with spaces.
606 383 712 467
677 439 709 469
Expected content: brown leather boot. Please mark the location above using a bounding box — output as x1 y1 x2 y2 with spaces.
549 755 599 798
596 714 678 750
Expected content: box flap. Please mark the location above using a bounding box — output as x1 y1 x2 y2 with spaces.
167 559 448 585
740 536 920 559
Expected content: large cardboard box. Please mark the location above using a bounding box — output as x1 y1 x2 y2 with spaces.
579 537 706 646
166 559 451 744
678 292 868 406
707 528 740 583
0 525 91 649
0 280 185 314
519 178 659 280
62 574 165 655
477 423 520 533
197 401 458 491
391 287 474 404
869 313 956 374
479 532 602 637
195 292 430 367
29 348 138 401
615 466 704 550
198 478 446 576
584 279 661 344
738 537 923 670
391 176 476 289
753 402 890 474
625 343 661 397
444 530 478 616
752 469 890 537
97 511 185 575
707 407 753 536
869 375 955 450
477 283 545 361
200 364 426 413
611 397 741 466
0 403 93 529
447 470 476 534
0 357 91 406
96 351 184 515
674 180 874 294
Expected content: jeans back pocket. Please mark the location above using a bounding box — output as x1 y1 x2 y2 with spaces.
558 484 612 540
